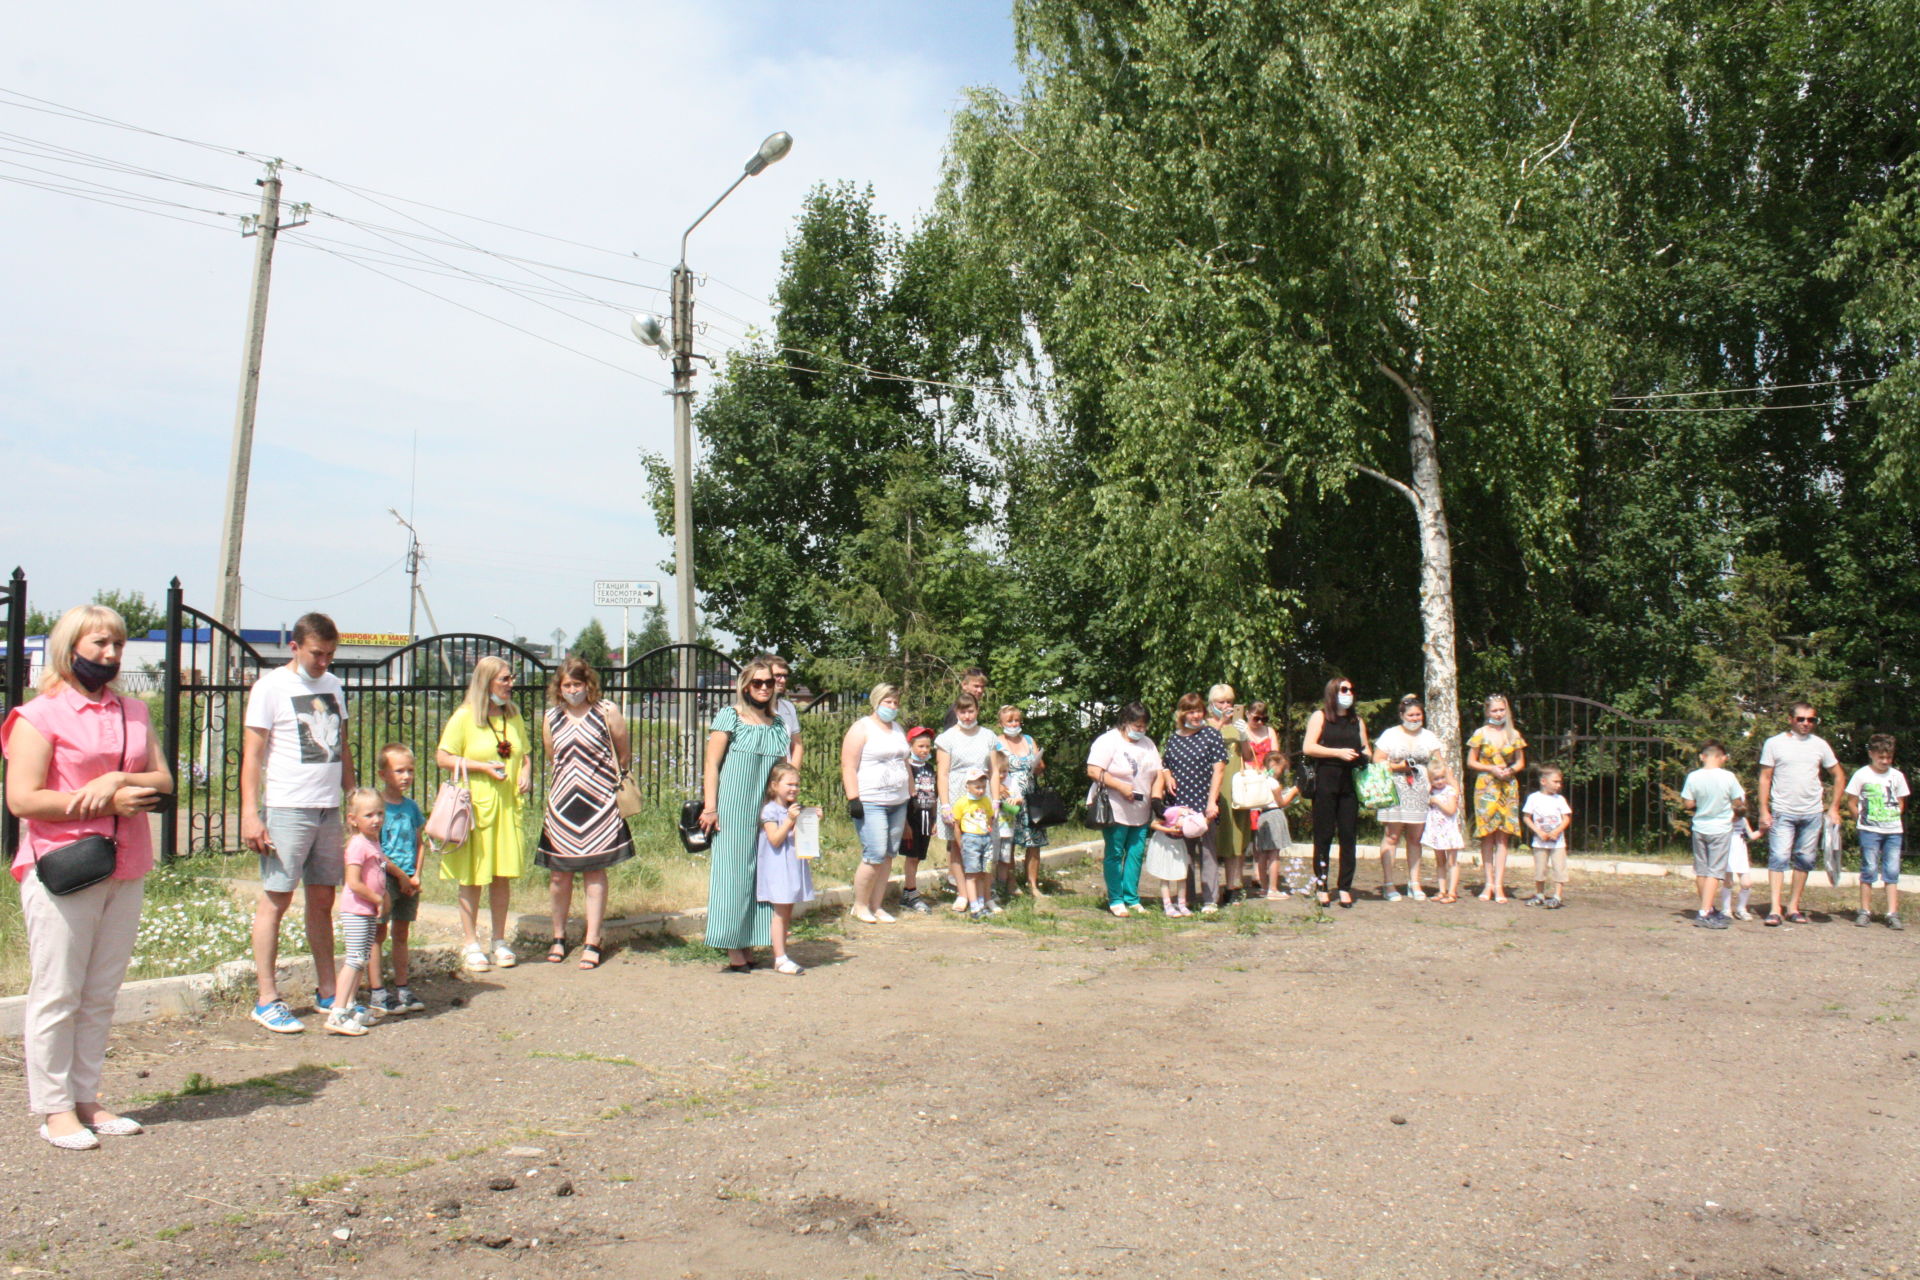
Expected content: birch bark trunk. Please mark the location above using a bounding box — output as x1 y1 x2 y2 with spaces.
1363 362 1461 768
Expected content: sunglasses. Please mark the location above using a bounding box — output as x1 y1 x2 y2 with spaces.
1793 715 1818 723
747 678 775 688
1337 686 1353 693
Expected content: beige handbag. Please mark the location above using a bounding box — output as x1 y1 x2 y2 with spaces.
616 770 643 819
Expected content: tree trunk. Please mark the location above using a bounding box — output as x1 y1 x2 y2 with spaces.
1363 363 1461 768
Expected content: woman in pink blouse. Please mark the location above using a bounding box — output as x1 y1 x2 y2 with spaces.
2 605 172 1150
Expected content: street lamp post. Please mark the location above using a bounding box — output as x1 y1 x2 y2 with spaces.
635 130 793 662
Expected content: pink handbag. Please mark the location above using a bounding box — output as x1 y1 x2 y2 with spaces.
424 758 474 848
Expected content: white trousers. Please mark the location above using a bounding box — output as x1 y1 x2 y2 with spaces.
20 872 144 1115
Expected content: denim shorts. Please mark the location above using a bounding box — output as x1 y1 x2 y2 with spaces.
1765 812 1822 874
1859 830 1904 886
260 806 345 891
856 801 907 865
960 832 995 875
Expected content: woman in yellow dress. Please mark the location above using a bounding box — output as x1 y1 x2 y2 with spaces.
1466 694 1527 903
437 655 531 971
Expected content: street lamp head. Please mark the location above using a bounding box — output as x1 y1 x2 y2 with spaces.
743 131 793 177
631 313 671 354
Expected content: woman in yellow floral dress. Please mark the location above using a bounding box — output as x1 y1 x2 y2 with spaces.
1466 694 1527 903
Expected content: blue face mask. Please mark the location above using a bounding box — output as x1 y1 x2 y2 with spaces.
876 705 898 724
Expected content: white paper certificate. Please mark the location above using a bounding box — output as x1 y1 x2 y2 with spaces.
795 806 822 859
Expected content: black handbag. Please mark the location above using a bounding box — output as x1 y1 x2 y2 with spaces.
1084 782 1115 829
35 696 129 897
678 799 713 854
1026 787 1070 828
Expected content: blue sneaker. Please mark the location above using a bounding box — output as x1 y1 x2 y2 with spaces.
251 1000 304 1034
395 985 425 1013
314 992 336 1013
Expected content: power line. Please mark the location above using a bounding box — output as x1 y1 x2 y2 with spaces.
303 243 669 387
245 556 404 603
1610 377 1875 402
0 132 260 198
1601 400 1853 413
0 86 271 161
0 157 253 218
0 170 242 231
279 232 652 309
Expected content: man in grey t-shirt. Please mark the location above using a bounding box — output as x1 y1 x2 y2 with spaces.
1756 701 1846 925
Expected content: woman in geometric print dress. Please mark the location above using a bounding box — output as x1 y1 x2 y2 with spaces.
536 657 633 970
697 658 791 972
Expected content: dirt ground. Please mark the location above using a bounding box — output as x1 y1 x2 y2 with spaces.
3 860 1917 1280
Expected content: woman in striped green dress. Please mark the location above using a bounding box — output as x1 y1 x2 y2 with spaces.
697 659 791 970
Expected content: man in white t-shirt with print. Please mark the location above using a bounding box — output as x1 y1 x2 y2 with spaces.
241 613 356 1033
1756 700 1846 926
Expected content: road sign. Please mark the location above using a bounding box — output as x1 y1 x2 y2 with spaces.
594 580 660 608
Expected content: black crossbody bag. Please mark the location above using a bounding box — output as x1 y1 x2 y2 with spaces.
35 696 130 897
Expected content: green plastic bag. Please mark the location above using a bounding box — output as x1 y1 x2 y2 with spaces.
1354 762 1397 810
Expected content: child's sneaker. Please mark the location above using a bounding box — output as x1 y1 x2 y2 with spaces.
367 988 391 1014
378 989 406 1016
899 892 932 915
352 1002 381 1026
969 905 989 921
1856 910 1873 927
396 985 426 1012
1525 894 1547 907
323 1008 368 1036
1887 914 1906 931
1733 908 1754 922
1544 897 1564 909
251 1000 303 1034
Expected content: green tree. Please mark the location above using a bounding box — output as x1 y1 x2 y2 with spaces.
630 603 672 656
571 618 610 667
644 183 998 662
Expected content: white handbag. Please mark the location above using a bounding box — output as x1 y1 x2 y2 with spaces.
1230 768 1272 811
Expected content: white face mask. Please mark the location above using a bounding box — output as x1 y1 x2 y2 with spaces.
1336 693 1354 710
563 688 587 707
299 659 325 680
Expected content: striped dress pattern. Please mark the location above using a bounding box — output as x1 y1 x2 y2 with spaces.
705 707 791 949
535 703 634 872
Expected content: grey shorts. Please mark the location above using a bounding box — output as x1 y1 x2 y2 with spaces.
1691 831 1732 880
383 888 419 925
260 806 344 892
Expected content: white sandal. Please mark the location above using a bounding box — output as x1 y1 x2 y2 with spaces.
460 942 491 972
773 956 804 976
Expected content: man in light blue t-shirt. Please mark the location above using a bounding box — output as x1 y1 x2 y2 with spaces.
1681 741 1746 929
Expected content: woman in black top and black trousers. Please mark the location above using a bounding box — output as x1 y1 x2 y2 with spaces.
1302 676 1370 907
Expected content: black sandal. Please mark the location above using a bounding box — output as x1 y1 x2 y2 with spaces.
546 937 568 963
722 962 752 974
577 943 604 971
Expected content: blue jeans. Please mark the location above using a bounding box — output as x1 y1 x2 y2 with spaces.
1766 812 1822 873
856 801 907 865
1859 830 1904 886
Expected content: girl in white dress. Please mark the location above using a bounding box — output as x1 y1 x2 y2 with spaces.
1422 757 1466 903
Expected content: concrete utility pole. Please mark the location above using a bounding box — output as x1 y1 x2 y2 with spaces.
214 160 306 643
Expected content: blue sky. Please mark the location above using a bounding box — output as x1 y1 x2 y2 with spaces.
0 1 1017 651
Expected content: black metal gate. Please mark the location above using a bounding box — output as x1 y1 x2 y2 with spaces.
1 567 26 861
1512 693 1685 853
161 579 269 861
158 579 745 859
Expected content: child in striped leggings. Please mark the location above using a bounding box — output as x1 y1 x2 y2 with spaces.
328 789 390 1037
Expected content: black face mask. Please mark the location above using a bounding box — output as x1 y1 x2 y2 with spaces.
745 691 772 709
71 654 119 693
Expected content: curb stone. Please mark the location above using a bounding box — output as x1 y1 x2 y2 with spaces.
5 841 1912 1035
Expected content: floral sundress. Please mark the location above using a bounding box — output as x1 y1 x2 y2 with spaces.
1468 727 1528 838
993 734 1049 850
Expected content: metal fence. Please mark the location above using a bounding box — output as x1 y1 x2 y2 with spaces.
0 568 26 861
1510 693 1686 852
158 579 744 859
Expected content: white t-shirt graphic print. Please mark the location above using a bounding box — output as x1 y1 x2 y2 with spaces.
244 664 349 808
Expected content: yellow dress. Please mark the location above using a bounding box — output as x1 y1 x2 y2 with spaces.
437 704 530 884
1468 727 1528 838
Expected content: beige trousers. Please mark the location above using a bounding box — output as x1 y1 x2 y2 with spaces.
20 872 144 1115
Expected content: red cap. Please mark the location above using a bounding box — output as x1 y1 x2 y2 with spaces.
906 725 935 742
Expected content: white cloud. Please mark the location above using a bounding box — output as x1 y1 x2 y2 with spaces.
0 0 1011 645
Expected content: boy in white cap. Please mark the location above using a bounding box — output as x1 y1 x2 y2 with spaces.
950 768 998 920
